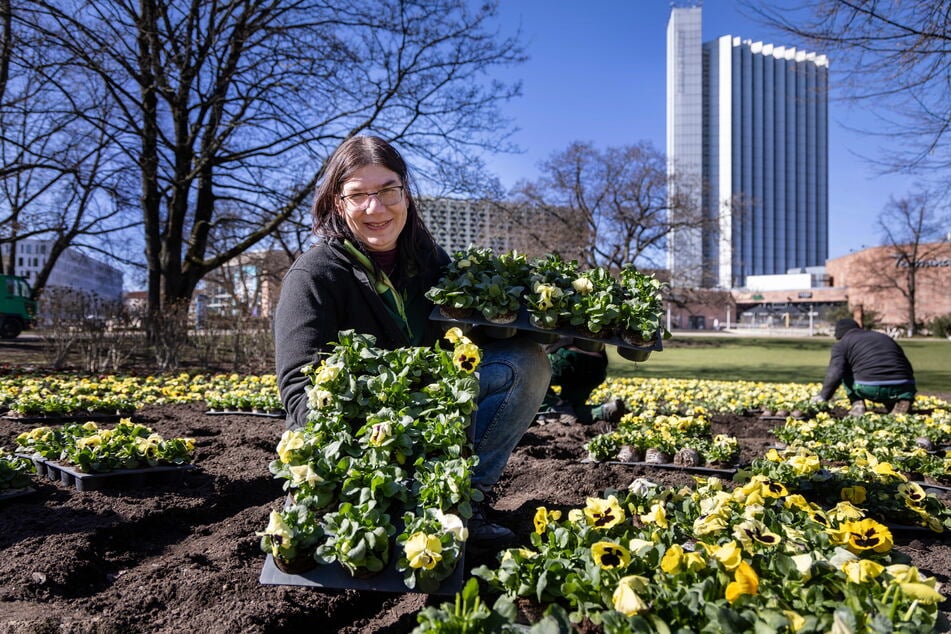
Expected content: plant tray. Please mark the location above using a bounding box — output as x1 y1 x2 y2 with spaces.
259 549 465 595
0 486 35 502
205 409 285 419
602 460 738 476
30 457 194 492
429 306 662 362
1 412 130 425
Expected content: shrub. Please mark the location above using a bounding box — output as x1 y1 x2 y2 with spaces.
929 314 951 338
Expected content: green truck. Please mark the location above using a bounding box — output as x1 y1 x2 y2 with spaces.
1 274 36 338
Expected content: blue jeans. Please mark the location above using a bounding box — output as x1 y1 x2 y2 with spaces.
471 335 551 491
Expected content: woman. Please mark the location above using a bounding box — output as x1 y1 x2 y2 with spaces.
274 135 550 546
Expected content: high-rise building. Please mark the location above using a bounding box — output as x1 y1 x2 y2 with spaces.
667 5 829 288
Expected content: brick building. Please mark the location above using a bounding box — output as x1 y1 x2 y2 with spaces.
826 241 951 330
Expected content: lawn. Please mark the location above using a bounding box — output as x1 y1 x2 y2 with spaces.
608 334 951 395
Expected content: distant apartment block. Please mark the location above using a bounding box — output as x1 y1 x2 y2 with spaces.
667 5 829 288
1 239 123 300
418 197 588 261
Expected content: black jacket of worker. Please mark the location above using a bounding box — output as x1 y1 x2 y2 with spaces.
818 319 916 401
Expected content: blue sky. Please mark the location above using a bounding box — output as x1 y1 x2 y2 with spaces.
476 0 918 260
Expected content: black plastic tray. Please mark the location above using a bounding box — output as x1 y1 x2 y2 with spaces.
1 412 130 425
30 457 194 492
259 548 465 595
0 486 35 502
598 460 738 476
205 409 285 419
429 306 662 362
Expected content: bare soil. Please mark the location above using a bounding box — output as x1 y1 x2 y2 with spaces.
1 372 949 631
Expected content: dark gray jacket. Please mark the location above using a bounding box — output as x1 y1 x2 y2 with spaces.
819 328 916 401
274 239 449 428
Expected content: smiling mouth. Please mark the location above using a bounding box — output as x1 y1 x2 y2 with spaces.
365 220 391 230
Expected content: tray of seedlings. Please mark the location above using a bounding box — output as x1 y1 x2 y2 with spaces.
14 420 196 492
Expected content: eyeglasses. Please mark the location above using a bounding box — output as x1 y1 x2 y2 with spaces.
339 185 404 210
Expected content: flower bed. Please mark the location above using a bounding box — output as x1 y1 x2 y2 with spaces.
0 372 282 419
415 477 944 632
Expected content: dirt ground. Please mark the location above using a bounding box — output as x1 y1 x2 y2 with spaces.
1 399 949 634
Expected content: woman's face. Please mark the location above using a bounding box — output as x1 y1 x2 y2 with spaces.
337 164 408 252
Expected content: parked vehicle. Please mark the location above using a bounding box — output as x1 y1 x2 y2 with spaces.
0 275 36 338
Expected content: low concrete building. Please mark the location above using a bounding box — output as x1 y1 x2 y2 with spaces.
826 241 951 330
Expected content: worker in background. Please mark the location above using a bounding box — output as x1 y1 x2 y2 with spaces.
812 318 916 416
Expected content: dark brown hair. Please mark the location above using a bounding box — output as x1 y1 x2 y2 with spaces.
311 135 437 275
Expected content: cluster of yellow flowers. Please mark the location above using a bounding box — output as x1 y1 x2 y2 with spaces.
591 377 826 415
1 372 280 415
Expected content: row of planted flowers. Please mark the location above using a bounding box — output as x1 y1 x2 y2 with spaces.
772 410 951 484
426 247 665 343
257 328 483 591
414 476 944 632
0 372 281 417
589 376 951 419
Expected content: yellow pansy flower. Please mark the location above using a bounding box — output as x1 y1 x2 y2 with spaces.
368 421 391 446
828 501 865 522
842 559 885 584
693 514 728 536
501 547 537 562
404 532 443 570
898 581 944 604
840 485 867 505
627 538 654 555
700 540 742 571
788 453 820 475
783 610 806 632
592 541 631 570
259 511 293 550
725 561 759 603
288 464 321 486
841 518 893 554
639 502 668 528
452 343 481 373
276 429 306 463
898 482 926 504
660 543 685 574
733 519 780 550
872 461 906 480
584 495 625 529
612 575 650 616
533 506 562 535
444 327 465 344
77 435 103 449
307 387 334 410
312 361 341 386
